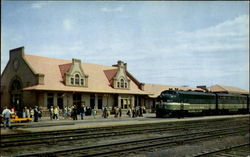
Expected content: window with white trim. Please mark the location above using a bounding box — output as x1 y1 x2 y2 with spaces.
121 79 124 88
75 74 80 85
116 77 129 89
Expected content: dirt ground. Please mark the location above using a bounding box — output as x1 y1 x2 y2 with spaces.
132 134 249 157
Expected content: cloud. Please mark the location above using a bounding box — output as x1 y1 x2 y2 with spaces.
63 19 73 31
124 15 249 89
174 15 249 53
101 6 123 12
31 2 48 9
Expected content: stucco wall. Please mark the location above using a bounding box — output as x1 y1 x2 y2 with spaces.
1 47 37 108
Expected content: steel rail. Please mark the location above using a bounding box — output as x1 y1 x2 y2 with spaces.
193 143 250 157
1 121 248 148
2 116 246 139
81 131 249 157
15 127 249 157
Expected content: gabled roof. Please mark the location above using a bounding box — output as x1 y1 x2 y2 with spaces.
208 84 249 94
103 69 118 86
103 68 143 88
126 71 142 87
144 84 205 98
23 54 147 95
59 63 72 80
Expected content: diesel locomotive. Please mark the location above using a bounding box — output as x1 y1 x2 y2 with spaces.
156 90 249 118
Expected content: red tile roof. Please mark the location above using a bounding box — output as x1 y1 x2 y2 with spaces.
59 63 72 80
23 54 148 95
103 69 118 86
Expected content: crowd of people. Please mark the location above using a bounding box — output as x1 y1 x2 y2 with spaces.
1 105 146 128
49 105 88 120
22 106 42 122
0 106 43 129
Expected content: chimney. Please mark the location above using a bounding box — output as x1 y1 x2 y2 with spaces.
112 60 127 70
36 73 45 85
197 85 208 92
9 46 25 60
72 58 81 64
140 83 145 91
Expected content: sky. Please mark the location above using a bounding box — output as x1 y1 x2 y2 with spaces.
1 1 249 90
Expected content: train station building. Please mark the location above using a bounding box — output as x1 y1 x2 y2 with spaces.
1 47 249 114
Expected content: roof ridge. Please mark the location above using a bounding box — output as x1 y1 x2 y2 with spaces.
219 84 249 92
145 83 190 88
216 84 227 91
25 54 115 68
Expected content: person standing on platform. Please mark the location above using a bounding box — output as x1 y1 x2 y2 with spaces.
53 106 59 120
127 107 132 117
30 107 34 118
34 106 39 122
63 106 67 120
139 106 143 117
132 107 135 117
25 107 30 118
22 107 26 118
68 106 72 119
119 107 122 117
79 105 85 120
2 106 12 129
56 106 59 120
103 107 108 118
92 108 96 119
38 106 42 120
10 107 15 114
49 106 53 120
114 107 118 118
72 105 78 120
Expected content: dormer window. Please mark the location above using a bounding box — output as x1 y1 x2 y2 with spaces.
110 60 130 89
61 58 88 87
69 73 88 86
116 77 129 89
121 79 124 88
69 73 86 86
75 74 80 85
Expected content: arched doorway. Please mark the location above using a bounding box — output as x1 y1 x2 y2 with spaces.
10 79 23 113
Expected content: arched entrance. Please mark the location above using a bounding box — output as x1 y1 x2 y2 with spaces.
10 79 23 112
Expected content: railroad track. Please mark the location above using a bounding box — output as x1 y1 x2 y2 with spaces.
2 116 247 140
193 143 250 157
1 119 248 148
1 117 248 157
16 127 249 157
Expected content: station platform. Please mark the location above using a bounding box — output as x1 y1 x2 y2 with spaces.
1 114 249 135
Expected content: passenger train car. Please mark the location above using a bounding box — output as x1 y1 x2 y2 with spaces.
156 90 249 118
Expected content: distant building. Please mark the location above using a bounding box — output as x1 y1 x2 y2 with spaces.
207 84 249 95
1 47 248 114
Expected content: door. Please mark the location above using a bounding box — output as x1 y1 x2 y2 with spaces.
73 93 81 113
